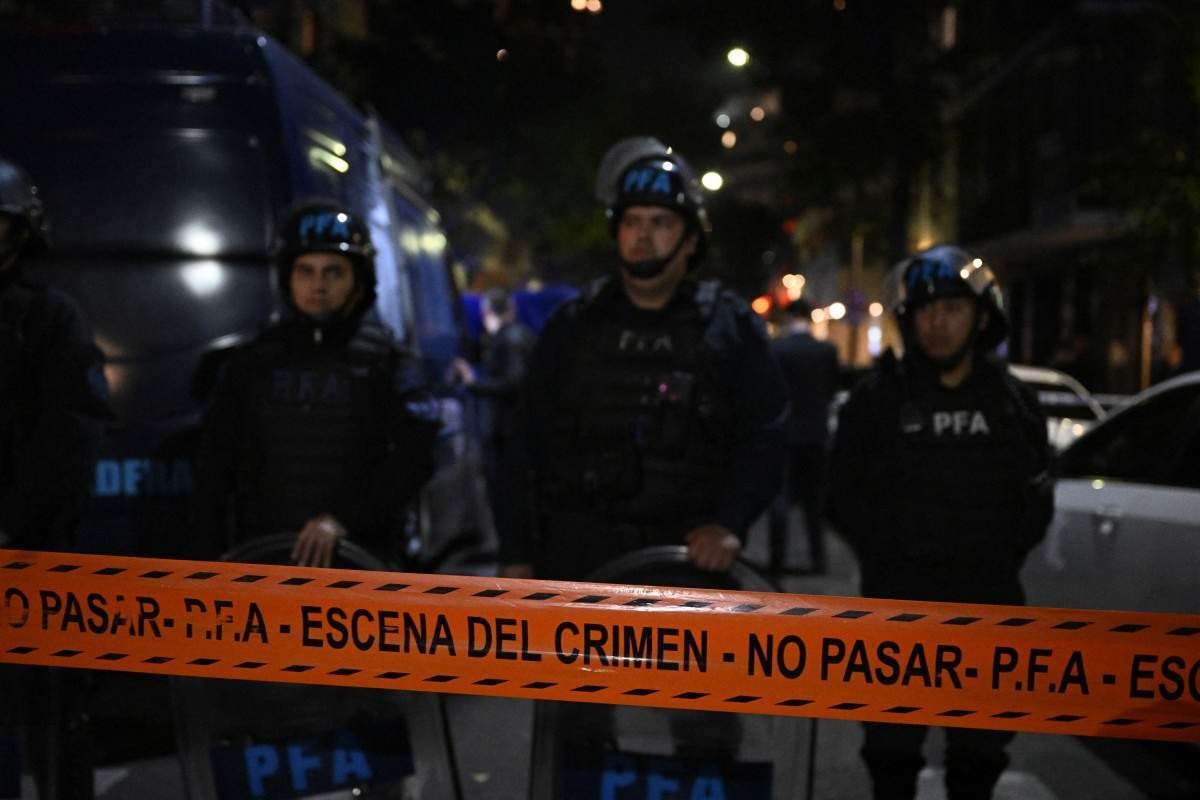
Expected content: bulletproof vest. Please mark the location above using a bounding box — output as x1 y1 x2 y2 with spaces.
0 281 38 488
888 363 1036 568
542 279 734 526
234 325 396 538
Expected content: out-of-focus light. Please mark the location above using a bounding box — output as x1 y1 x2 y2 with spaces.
750 106 765 122
308 147 349 174
421 231 447 254
400 230 421 255
972 258 983 267
701 171 724 191
869 301 884 317
180 260 226 297
721 131 737 149
1091 479 1105 490
811 308 828 324
178 223 222 256
868 324 882 356
915 235 935 250
586 0 602 13
570 0 586 10
751 295 772 316
715 113 731 128
833 0 847 11
783 140 798 155
828 302 847 320
781 273 806 290
1072 422 1085 437
496 49 508 61
305 128 346 157
727 47 750 68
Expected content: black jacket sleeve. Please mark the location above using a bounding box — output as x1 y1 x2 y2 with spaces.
828 370 896 566
1009 376 1055 557
191 354 247 559
0 288 109 552
343 354 441 547
713 306 789 537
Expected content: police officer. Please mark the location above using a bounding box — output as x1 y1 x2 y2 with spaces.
0 158 110 552
194 200 439 567
829 244 1053 800
501 137 788 581
1 157 110 799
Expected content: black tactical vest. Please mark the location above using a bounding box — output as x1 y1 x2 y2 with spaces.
542 279 734 527
233 325 397 539
0 281 39 488
888 362 1039 572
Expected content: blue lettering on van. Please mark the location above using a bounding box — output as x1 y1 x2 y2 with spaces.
93 459 194 498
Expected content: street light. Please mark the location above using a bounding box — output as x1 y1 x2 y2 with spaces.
727 47 750 68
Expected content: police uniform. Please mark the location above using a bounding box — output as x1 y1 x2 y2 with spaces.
194 316 437 560
1 159 109 800
505 274 787 580
1 273 110 552
830 245 1053 800
193 202 439 563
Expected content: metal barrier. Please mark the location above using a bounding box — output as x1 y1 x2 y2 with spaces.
171 534 462 800
528 546 815 800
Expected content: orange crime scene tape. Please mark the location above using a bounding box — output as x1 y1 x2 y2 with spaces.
1 549 1198 742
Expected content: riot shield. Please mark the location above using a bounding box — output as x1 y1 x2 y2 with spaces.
529 545 815 800
172 535 461 800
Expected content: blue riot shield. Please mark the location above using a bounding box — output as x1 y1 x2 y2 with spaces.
529 546 815 800
171 535 461 800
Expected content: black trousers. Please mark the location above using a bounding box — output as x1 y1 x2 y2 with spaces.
862 721 1014 800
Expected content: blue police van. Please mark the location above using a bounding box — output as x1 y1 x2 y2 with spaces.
1 7 487 798
0 8 483 565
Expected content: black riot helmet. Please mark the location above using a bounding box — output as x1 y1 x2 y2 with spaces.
595 137 711 277
884 243 1009 360
272 200 377 316
0 157 49 263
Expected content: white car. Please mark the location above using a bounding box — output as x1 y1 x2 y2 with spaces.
1021 371 1200 614
1008 364 1107 451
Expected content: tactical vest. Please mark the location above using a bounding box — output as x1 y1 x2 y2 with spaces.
0 281 40 489
541 279 734 527
887 361 1040 571
233 324 399 540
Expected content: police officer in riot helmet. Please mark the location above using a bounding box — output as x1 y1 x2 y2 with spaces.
830 244 1054 800
194 201 439 567
1 157 111 800
1 158 110 552
500 137 788 581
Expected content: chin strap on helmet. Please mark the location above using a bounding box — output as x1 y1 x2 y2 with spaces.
618 225 694 279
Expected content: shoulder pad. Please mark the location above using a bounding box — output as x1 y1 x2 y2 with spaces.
347 320 401 362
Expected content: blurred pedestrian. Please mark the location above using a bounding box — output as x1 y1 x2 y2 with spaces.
830 244 1054 800
1 156 111 800
766 297 839 576
193 200 439 567
448 287 535 541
